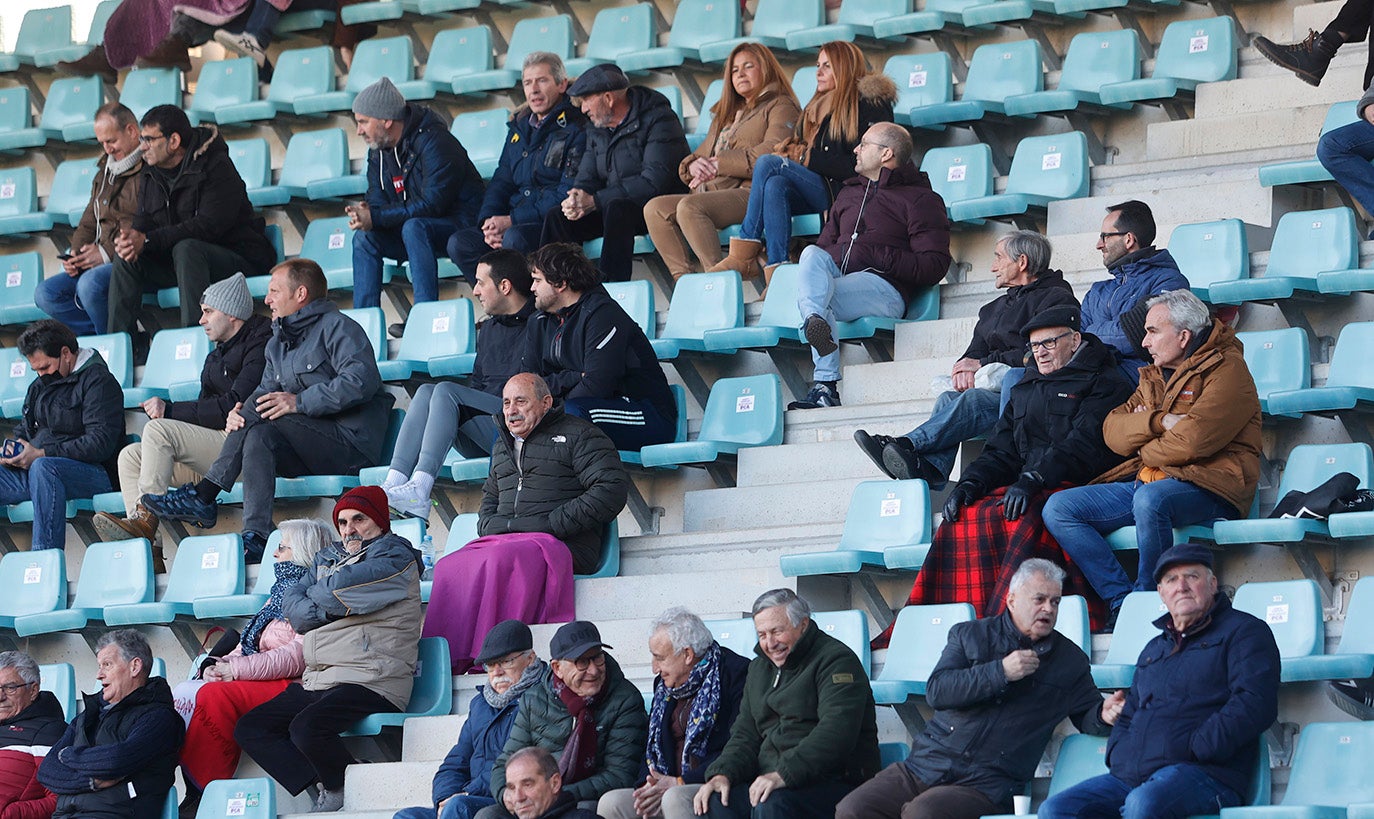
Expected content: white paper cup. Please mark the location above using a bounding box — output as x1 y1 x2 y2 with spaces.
1013 794 1032 815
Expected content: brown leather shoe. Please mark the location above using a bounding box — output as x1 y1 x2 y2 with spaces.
55 45 117 83
92 505 158 543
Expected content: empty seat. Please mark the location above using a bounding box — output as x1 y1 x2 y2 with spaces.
295 36 433 115
1231 579 1352 683
340 0 410 25
1273 577 1374 682
377 298 477 380
1212 443 1373 545
226 138 288 208
33 0 118 67
604 279 657 340
919 143 995 211
786 0 909 49
0 167 55 236
699 0 823 63
1220 722 1374 816
39 75 104 143
872 0 982 37
422 26 495 96
1098 16 1238 106
124 327 210 405
14 539 155 636
781 479 933 576
194 777 276 819
0 251 50 326
1259 100 1358 189
344 637 454 735
189 57 272 126
909 40 1043 129
1209 207 1358 304
618 0 741 71
260 128 364 201
1005 30 1142 116
0 346 36 418
450 16 574 95
869 603 975 703
1090 590 1165 687
813 610 872 675
1264 325 1374 418
640 374 784 468
262 46 337 116
45 156 97 227
104 534 245 624
650 270 744 359
1169 218 1248 301
193 547 277 618
120 68 184 121
450 108 509 179
0 88 44 152
565 4 657 75
947 132 1089 222
274 216 361 293
1236 328 1309 418
885 53 953 126
11 6 75 67
39 663 77 721
0 550 66 628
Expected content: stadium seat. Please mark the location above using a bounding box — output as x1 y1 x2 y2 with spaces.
0 346 35 418
710 611 871 673
1090 590 1165 688
35 0 119 67
194 777 276 819
10 5 75 67
786 0 909 48
1005 30 1142 117
575 520 622 580
420 27 494 96
226 138 289 208
0 87 43 152
120 68 184 121
1212 443 1373 545
104 533 245 624
792 66 818 109
39 75 104 143
0 549 66 628
1259 101 1357 189
983 733 1110 817
39 663 77 721
947 132 1090 223
342 306 386 362
620 385 688 467
14 539 155 636
0 251 49 326
450 15 574 95
298 36 434 114
565 4 656 76
451 108 509 179
703 0 823 62
1231 579 1363 683
254 216 358 294
841 284 940 339
273 8 336 34
604 279 657 339
639 374 784 468
618 0 741 71
1098 16 1238 106
1056 594 1091 654
1209 207 1357 304
920 143 995 213
872 0 982 37
344 637 453 735
1169 218 1248 301
702 264 802 351
650 270 744 359
261 46 336 116
1236 328 1309 418
1264 325 1374 417
1220 722 1374 817
885 53 953 126
0 167 55 236
961 0 1069 27
780 479 933 576
340 0 409 25
909 40 1043 129
868 603 975 703
260 128 364 201
193 548 276 618
377 298 477 380
45 156 96 227
80 332 137 407
189 58 271 126
123 327 210 404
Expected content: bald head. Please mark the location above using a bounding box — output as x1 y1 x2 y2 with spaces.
503 373 554 437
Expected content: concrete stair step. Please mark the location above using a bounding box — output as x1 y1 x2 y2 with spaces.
572 566 789 618
401 713 465 762
1196 61 1364 118
736 438 907 487
343 761 442 811
621 522 843 574
683 478 867 532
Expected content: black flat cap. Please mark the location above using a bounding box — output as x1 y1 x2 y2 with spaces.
567 63 629 97
476 619 533 664
1023 305 1081 336
1153 542 1214 583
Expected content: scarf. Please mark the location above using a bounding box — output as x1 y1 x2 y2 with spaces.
646 642 723 777
553 671 609 784
482 659 545 710
105 148 142 179
240 561 308 654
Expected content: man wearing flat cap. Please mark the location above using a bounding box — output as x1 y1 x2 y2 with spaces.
477 621 647 819
348 76 486 333
395 620 547 819
540 63 689 283
1040 543 1280 819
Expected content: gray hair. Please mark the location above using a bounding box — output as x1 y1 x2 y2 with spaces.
999 230 1052 277
509 745 560 779
522 51 568 85
751 588 811 627
0 651 39 686
277 518 333 568
1008 558 1066 593
1145 289 1210 337
650 607 713 655
95 629 153 675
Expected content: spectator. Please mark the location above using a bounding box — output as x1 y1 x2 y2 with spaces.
348 77 486 332
854 230 1077 485
449 54 588 279
107 105 276 335
709 40 897 279
478 621 648 819
171 517 331 818
1038 544 1280 818
1043 290 1262 627
211 0 379 71
1256 9 1358 87
0 651 67 819
540 64 690 283
787 122 951 410
1316 78 1374 216
141 259 395 563
522 243 677 450
837 560 1110 818
235 486 424 813
1081 200 1188 383
393 620 547 819
501 747 601 819
0 320 124 551
598 608 750 819
693 589 879 819
383 249 537 519
643 44 801 281
38 629 184 819
35 103 143 337
93 273 272 572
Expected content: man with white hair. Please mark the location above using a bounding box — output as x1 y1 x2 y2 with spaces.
598 608 751 819
0 651 66 817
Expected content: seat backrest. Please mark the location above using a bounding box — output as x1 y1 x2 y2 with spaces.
1058 29 1141 93
1101 590 1166 665
0 167 39 219
506 14 574 67
584 4 654 61
39 663 76 721
424 26 494 83
837 0 909 25
1168 218 1247 292
1336 576 1374 654
445 513 481 553
248 552 278 595
1152 16 1237 84
0 549 66 618
140 327 210 392
1237 328 1309 402
604 279 656 338
392 517 426 550
659 270 743 341
754 263 803 328
1055 595 1091 654
1265 207 1358 279
704 616 757 658
1326 322 1374 390
0 87 33 134
346 36 415 92
668 0 740 49
45 156 97 220
753 0 823 40
278 128 350 188
1048 734 1109 797
191 57 260 114
838 479 931 551
877 603 976 684
885 53 952 113
694 79 726 137
962 39 1043 103
660 85 684 124
0 251 43 311
341 306 386 362
84 0 121 46
1233 579 1324 659
697 374 784 447
266 46 336 104
791 66 818 109
163 534 245 604
196 777 277 819
812 610 872 676
1005 132 1089 201
396 298 476 362
404 637 454 715
226 137 272 189
1276 442 1374 497
80 332 133 387
0 346 35 409
39 75 104 134
450 108 509 170
1278 722 1374 806
1318 100 1360 137
298 215 355 277
14 5 74 59
920 143 994 205
70 539 155 609
120 68 183 120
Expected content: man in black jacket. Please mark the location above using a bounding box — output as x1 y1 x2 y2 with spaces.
837 560 1109 819
0 320 124 551
522 243 676 451
107 105 275 334
855 231 1079 487
540 64 689 283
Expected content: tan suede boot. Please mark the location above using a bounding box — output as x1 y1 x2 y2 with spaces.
93 504 163 572
758 262 783 300
706 238 763 279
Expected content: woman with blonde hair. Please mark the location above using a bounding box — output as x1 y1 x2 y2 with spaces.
644 43 802 281
709 40 896 281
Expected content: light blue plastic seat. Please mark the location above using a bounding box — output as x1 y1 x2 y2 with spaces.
575 520 621 580
640 374 783 468
961 0 1063 27
226 138 288 208
685 79 725 151
1006 30 1141 116
296 36 433 114
0 88 44 152
39 75 104 143
39 663 77 721
0 251 49 326
873 0 982 36
781 480 932 576
275 216 358 293
1265 331 1374 420
1213 443 1373 545
1169 218 1248 301
885 53 952 126
982 733 1110 817
1056 595 1091 654
104 534 245 624
341 0 408 25
448 456 491 483
341 307 386 362
705 616 760 658
14 539 155 636
378 298 477 380
120 68 183 121
0 167 55 236
0 346 35 418
264 46 336 116
786 0 909 49
1090 590 1165 688
947 132 1090 222
423 27 494 96
13 6 75 67
261 128 364 201
812 610 872 675
1209 207 1357 304
621 385 687 467
909 40 1043 128
0 550 66 628
699 0 822 64
1231 579 1345 683
189 58 271 125
650 270 744 359
273 9 336 34
839 285 940 339
35 0 119 66
792 66 818 109
194 777 276 819
1236 328 1309 418
1098 16 1238 106
450 16 574 95
879 742 911 768
79 332 136 406
123 327 209 404
1221 722 1374 817
344 637 453 735
618 0 740 71
702 264 802 351
565 4 656 75
920 143 995 211
869 603 974 702
1259 101 1357 189
45 156 97 227
604 280 657 339
1278 577 1374 682
193 550 276 618
451 108 509 179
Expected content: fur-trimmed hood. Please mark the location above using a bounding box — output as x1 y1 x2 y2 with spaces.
858 71 899 107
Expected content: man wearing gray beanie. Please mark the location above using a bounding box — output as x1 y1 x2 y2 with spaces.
347 77 486 335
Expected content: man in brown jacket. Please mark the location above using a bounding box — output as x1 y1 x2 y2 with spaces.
34 102 142 336
1042 289 1262 627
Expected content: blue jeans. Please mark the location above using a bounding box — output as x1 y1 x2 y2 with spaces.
903 386 1001 479
999 367 1025 413
739 155 832 265
34 263 112 336
1042 479 1237 607
1038 765 1241 819
393 794 495 819
0 457 113 550
795 245 905 382
352 217 459 308
1318 118 1374 218
447 223 543 285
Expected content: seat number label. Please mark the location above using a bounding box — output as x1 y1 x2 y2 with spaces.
736 395 754 412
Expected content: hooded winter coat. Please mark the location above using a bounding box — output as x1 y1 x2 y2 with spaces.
479 98 588 226
1081 248 1189 363
961 270 1081 366
364 103 485 231
0 691 66 819
574 86 690 209
804 73 898 201
20 347 124 476
71 151 143 262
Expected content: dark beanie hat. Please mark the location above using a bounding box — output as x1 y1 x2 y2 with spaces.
332 485 391 533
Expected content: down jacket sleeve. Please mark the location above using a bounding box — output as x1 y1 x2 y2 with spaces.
282 538 419 633
223 636 305 681
28 362 124 465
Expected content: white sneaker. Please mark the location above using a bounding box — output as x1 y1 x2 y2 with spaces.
214 30 266 67
310 788 344 813
386 480 431 520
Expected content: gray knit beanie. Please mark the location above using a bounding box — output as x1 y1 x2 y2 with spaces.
201 272 253 321
352 77 407 121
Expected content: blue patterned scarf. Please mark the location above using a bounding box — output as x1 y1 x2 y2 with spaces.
646 641 723 776
240 561 309 655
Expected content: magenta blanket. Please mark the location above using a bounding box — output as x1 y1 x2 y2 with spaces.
104 0 291 68
421 532 577 673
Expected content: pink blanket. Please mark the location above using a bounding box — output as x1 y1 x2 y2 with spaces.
104 0 292 68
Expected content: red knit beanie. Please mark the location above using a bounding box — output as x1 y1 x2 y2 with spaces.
332 485 391 534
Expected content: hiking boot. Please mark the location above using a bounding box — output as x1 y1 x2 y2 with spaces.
242 531 268 565
881 437 947 488
213 29 267 68
92 504 159 543
1327 680 1374 721
854 430 901 479
802 313 837 357
788 381 840 410
135 35 193 72
55 44 117 83
1255 29 1339 87
141 483 218 528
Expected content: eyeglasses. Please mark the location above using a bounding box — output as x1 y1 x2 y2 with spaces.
0 682 35 697
138 134 166 145
1098 231 1128 241
1026 331 1074 353
857 140 891 151
570 650 606 671
491 652 531 670
274 542 293 553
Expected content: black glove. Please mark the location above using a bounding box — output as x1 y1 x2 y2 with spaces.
1001 473 1044 522
942 482 981 523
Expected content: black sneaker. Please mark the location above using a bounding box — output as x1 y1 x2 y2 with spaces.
854 430 901 479
243 531 268 565
1327 680 1374 720
1097 604 1122 635
388 321 406 339
881 437 948 489
141 483 218 528
788 381 840 410
1255 30 1338 87
803 313 837 357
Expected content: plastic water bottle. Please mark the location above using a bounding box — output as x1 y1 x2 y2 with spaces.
420 534 435 581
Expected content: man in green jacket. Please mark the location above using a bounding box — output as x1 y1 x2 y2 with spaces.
693 589 879 818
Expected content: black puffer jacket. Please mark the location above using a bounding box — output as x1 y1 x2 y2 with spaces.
480 404 629 573
469 299 535 396
805 73 898 202
574 86 690 209
165 313 271 429
364 104 485 231
961 271 1081 367
21 348 124 475
962 333 1133 492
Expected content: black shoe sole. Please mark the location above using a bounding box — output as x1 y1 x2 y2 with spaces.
1327 683 1374 720
854 431 898 479
882 444 948 490
804 316 838 357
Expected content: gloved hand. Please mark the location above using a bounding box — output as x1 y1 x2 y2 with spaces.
942 482 982 523
1000 473 1044 522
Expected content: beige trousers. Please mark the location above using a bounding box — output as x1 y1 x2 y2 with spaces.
644 188 751 279
118 418 227 514
597 784 700 819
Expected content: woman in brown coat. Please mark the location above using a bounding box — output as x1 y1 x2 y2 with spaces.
643 43 801 281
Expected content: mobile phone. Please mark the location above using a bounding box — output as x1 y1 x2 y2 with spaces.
56 253 72 261
0 439 22 459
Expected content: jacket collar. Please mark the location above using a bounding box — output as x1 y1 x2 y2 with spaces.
274 298 337 339
497 402 568 441
490 297 536 327
83 675 174 714
1153 592 1231 642
1107 246 1162 278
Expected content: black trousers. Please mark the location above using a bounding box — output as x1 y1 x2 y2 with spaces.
697 781 855 819
108 238 260 333
234 682 398 793
540 198 648 283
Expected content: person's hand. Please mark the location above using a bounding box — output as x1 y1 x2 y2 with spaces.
1002 648 1040 681
1100 689 1127 725
633 771 675 816
687 156 719 189
748 772 785 806
225 402 246 433
255 391 298 421
694 776 731 815
141 396 167 419
481 215 513 248
203 661 234 682
345 202 373 232
64 244 102 275
114 227 146 263
1000 473 1042 522
1132 403 1149 413
1161 412 1185 430
942 482 980 523
0 440 42 470
1365 105 1374 126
